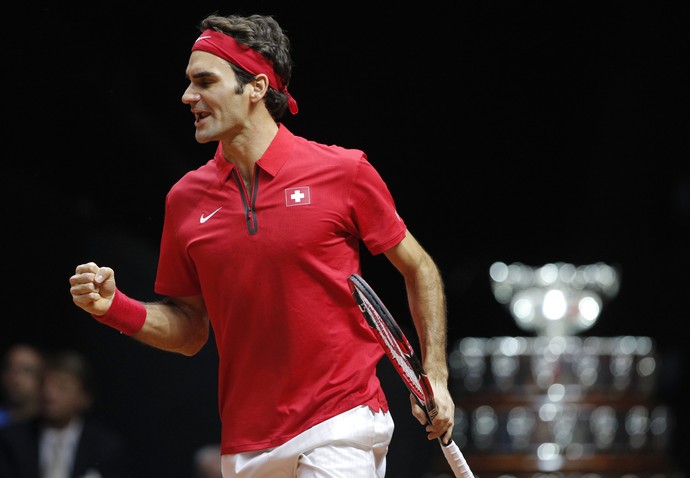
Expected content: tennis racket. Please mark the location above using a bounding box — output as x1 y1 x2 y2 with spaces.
348 273 474 478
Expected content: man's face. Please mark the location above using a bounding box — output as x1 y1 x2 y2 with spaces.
182 51 252 144
1 345 43 406
41 369 91 427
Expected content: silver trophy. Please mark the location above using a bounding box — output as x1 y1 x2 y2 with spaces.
489 261 620 337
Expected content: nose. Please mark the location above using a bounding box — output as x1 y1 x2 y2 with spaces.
181 85 200 105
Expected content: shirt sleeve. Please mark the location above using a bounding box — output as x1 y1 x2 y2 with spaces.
154 192 202 297
350 154 407 256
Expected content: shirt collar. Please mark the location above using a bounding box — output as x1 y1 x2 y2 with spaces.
214 124 293 183
41 417 84 445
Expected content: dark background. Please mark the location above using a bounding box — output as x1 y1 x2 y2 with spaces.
4 2 689 477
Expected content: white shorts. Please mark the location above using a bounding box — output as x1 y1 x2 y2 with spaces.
221 405 395 478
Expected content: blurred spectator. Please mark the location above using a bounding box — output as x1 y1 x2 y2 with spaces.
0 343 45 427
0 349 129 478
193 443 222 478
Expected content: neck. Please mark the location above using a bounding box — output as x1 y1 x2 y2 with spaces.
43 415 81 431
219 120 279 169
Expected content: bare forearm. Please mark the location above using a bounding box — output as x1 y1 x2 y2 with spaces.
406 255 449 382
133 300 210 356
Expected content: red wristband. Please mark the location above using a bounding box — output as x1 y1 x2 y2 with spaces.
91 288 146 336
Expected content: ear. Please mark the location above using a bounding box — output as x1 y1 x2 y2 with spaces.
250 74 270 100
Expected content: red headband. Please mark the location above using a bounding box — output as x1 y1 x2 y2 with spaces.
192 29 298 115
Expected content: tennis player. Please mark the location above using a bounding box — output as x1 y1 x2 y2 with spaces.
69 13 455 477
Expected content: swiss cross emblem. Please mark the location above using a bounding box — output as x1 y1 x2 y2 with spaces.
285 187 311 206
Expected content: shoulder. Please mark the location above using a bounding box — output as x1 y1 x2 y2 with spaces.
174 157 217 186
281 125 366 164
166 157 218 202
0 419 39 447
81 417 124 444
0 409 9 428
77 417 130 473
299 136 365 164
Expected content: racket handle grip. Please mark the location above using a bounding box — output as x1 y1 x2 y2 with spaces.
440 438 474 478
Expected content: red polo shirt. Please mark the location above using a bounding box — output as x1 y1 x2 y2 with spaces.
155 124 407 453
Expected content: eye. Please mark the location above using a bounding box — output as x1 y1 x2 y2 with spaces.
190 72 217 89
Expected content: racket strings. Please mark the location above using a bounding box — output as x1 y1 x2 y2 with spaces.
359 292 426 402
348 274 475 478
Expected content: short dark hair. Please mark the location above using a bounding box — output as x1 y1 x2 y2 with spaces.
198 13 294 120
44 350 96 399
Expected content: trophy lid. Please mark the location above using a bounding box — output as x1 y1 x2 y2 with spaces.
489 261 620 337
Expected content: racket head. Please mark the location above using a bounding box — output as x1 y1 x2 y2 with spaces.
348 273 437 419
348 275 474 478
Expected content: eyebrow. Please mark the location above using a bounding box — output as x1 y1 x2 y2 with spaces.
187 71 218 81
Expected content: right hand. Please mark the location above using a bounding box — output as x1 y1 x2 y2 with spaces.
69 262 117 316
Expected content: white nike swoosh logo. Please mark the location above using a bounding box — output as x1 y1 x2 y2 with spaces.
200 207 222 224
195 36 212 42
